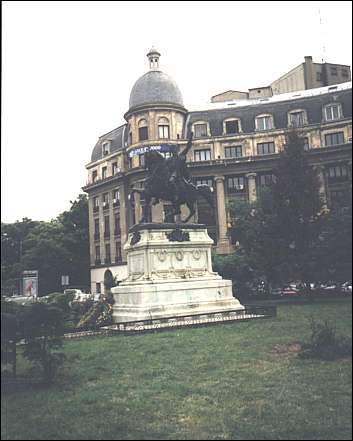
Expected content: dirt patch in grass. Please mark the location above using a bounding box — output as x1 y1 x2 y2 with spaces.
270 342 302 358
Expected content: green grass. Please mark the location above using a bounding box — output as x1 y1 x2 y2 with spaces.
2 302 352 440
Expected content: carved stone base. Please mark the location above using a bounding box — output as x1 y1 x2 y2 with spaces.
112 223 244 323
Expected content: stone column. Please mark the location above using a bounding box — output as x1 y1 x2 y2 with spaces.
246 173 257 203
119 183 128 262
88 197 95 266
109 193 115 263
215 176 233 254
315 165 328 211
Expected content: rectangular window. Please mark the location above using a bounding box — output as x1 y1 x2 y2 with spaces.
92 170 98 183
290 111 305 127
102 166 107 179
225 120 239 134
224 146 243 158
96 282 101 294
102 193 109 209
104 215 110 237
112 162 119 175
325 132 344 146
105 243 111 264
303 137 310 151
259 174 275 187
256 116 272 131
113 189 120 205
257 142 275 155
129 132 132 145
196 177 213 188
227 176 245 192
158 125 170 139
316 72 322 82
93 196 99 212
139 154 145 168
94 218 100 240
330 67 338 76
328 164 348 179
194 149 211 161
114 212 121 236
325 104 341 121
115 242 122 263
194 124 208 138
95 246 101 265
138 126 148 141
102 143 110 155
342 69 349 78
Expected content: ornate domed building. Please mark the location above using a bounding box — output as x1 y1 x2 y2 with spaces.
83 49 352 295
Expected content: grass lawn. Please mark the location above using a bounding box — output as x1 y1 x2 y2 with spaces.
2 301 352 440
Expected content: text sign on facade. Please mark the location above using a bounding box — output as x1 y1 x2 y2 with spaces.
22 270 38 297
128 144 177 158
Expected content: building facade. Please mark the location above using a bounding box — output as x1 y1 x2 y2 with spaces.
83 49 352 295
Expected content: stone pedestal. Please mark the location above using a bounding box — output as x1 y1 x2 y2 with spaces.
112 223 244 323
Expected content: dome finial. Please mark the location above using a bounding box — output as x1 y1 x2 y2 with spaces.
147 47 161 71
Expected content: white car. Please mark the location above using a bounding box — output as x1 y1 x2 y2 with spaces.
64 289 92 302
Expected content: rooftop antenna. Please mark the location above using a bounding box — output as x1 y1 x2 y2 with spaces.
318 1 326 63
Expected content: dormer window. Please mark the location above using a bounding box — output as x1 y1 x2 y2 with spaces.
288 110 307 127
255 114 274 131
138 119 148 141
224 118 241 135
158 117 170 139
193 122 208 138
102 142 110 156
324 103 343 122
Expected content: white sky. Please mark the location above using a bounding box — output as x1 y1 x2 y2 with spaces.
2 0 352 223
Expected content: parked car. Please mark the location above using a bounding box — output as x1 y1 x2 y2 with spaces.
64 288 92 302
280 287 301 297
341 281 352 294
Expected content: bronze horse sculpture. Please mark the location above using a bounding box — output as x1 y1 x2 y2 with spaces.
130 135 214 223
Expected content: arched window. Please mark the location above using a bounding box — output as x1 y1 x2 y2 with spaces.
158 117 170 139
138 119 148 141
255 114 274 131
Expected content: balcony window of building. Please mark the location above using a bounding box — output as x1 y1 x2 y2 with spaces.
113 189 120 206
330 66 338 76
102 166 107 179
257 142 275 155
227 176 245 192
92 170 98 183
259 174 276 187
102 193 109 209
194 149 211 161
138 119 148 141
105 243 111 264
158 117 170 139
224 119 240 135
112 162 119 175
225 145 242 158
327 164 348 180
96 282 101 294
193 123 208 138
116 242 122 263
289 110 306 127
325 132 344 146
95 246 101 265
94 218 100 240
324 103 342 121
195 177 213 188
255 115 274 131
93 196 99 212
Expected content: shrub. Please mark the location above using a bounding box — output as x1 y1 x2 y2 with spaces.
300 317 352 361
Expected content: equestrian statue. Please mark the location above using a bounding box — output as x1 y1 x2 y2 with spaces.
130 132 214 223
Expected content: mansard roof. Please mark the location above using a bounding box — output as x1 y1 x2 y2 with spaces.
90 124 128 162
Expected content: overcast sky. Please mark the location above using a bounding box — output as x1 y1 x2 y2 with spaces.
2 0 352 223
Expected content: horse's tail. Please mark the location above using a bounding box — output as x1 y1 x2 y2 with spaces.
196 184 214 208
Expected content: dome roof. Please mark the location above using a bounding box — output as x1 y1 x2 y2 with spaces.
129 70 184 110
